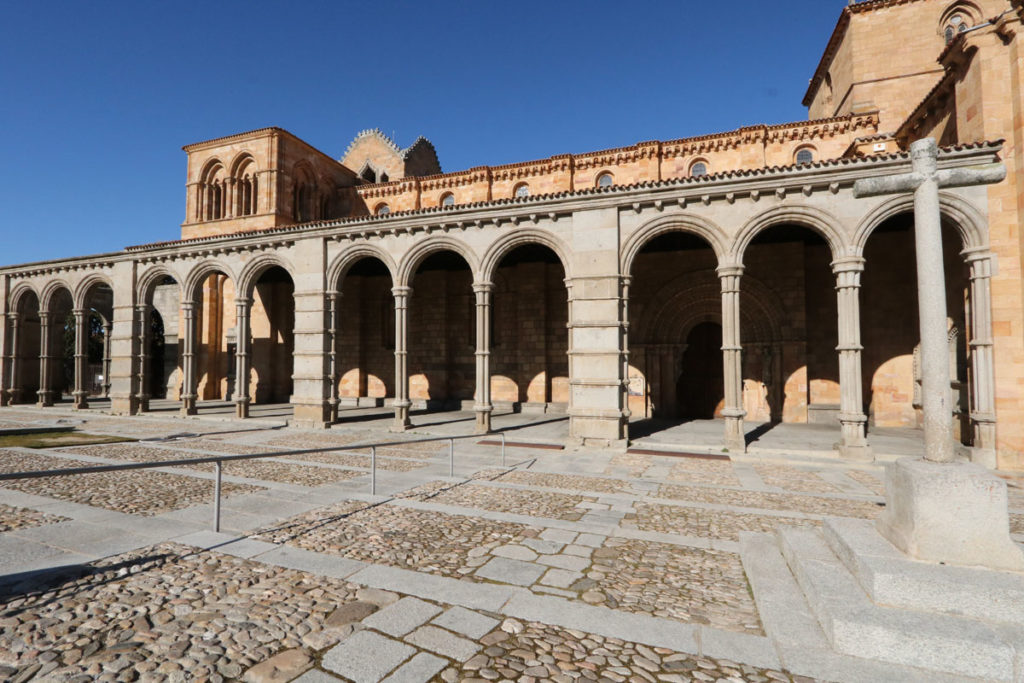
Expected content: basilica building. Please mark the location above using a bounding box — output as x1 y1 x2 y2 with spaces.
2 0 1023 471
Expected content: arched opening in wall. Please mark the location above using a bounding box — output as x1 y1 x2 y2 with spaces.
628 231 720 429
743 224 836 428
335 257 394 413
47 288 75 404
144 275 182 406
194 271 238 407
861 212 971 444
248 266 295 407
491 244 569 413
79 281 114 404
7 290 40 405
677 322 724 419
408 250 474 415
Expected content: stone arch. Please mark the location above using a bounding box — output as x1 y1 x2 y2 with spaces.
229 151 258 177
237 254 297 299
9 282 39 312
731 205 848 264
328 244 397 290
851 192 987 255
137 266 183 305
183 259 237 301
621 213 729 276
200 157 226 182
74 273 115 310
39 279 74 311
479 229 573 283
397 236 480 286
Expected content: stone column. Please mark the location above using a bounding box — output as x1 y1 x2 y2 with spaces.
36 310 53 407
102 319 113 398
620 276 632 438
327 290 340 423
392 286 412 431
180 300 198 415
72 309 89 409
135 304 150 413
717 264 746 452
833 256 871 460
964 248 997 463
473 281 493 434
5 313 19 406
234 297 251 418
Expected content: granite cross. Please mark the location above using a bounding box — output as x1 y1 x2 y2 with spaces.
854 137 1005 463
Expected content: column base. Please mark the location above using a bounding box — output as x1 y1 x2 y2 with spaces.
835 441 874 461
235 399 250 419
474 405 492 434
36 390 53 408
723 412 746 453
72 392 88 410
876 457 1024 572
110 396 138 415
133 397 150 415
181 396 197 416
391 401 411 432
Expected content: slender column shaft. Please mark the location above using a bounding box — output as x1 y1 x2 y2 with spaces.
6 313 20 405
135 304 150 413
37 311 53 407
621 276 632 437
833 257 871 459
912 155 955 463
234 298 251 418
392 286 411 431
327 290 340 423
717 264 746 452
102 320 113 398
964 248 996 451
473 282 493 434
72 309 89 409
181 300 198 415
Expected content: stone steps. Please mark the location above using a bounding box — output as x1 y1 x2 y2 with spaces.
774 524 1020 681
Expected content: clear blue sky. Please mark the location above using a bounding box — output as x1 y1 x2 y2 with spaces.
0 1 850 266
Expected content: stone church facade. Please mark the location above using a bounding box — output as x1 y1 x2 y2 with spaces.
2 0 1023 470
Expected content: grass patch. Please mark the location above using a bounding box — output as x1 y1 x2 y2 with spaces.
0 432 136 449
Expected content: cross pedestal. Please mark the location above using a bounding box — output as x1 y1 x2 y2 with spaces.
854 137 1022 572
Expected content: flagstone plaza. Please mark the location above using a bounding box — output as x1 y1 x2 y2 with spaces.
0 406 1021 682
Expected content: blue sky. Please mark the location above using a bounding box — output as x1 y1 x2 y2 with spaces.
0 1 850 266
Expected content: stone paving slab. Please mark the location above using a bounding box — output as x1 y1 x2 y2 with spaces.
362 596 443 636
405 624 480 661
322 630 416 683
475 556 546 586
430 605 500 639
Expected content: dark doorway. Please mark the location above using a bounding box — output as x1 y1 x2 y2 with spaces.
676 322 723 418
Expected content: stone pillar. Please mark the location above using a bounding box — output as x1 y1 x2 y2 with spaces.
620 276 632 438
392 286 412 431
102 319 113 398
289 238 333 429
327 290 340 423
473 281 493 434
180 300 198 415
108 264 140 416
225 178 236 219
833 256 871 460
72 308 89 409
135 304 150 413
964 248 997 464
5 313 19 406
717 264 746 452
36 310 53 407
234 297 251 418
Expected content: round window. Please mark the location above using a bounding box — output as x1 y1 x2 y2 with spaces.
597 172 613 188
690 162 708 178
514 183 530 198
441 193 455 207
376 203 390 216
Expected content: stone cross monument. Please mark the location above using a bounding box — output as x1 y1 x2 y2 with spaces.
854 138 1023 571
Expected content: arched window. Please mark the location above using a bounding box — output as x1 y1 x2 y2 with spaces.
198 160 227 221
514 183 530 198
440 192 455 207
690 161 708 178
597 172 614 188
795 148 814 165
944 13 968 44
360 166 377 183
375 203 391 216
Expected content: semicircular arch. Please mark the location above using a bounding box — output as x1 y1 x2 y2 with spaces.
74 273 115 309
479 229 573 283
9 282 40 311
851 191 987 254
237 254 296 299
137 266 183 305
183 259 237 301
731 204 848 263
396 236 480 287
621 213 729 277
39 279 75 312
327 244 397 290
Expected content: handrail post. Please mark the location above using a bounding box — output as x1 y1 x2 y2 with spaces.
449 438 455 478
501 432 506 467
371 446 376 496
213 460 222 532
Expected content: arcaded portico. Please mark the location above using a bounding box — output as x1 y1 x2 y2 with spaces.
0 142 1004 465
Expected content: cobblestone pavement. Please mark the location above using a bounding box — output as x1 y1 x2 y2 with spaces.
285 449 428 472
496 470 633 494
0 503 69 532
412 483 595 521
625 502 820 541
845 469 886 495
1011 513 1023 535
0 450 261 516
588 538 764 636
752 464 840 494
666 457 740 487
0 543 363 682
603 453 652 478
56 443 366 487
657 483 884 519
269 431 446 459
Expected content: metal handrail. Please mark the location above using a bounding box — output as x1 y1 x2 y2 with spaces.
0 431 507 532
